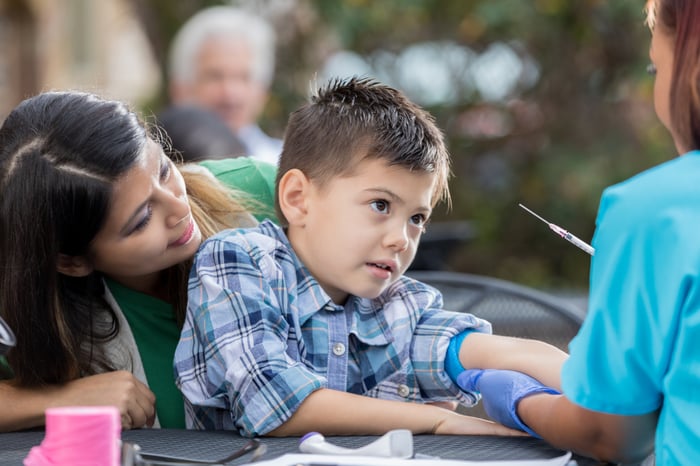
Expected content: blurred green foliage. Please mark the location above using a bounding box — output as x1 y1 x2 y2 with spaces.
134 0 675 290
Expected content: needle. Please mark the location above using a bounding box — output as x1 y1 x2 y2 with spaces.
519 203 595 256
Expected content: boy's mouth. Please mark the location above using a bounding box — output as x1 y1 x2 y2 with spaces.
367 262 393 273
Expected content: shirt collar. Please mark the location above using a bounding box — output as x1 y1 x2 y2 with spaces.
258 220 394 345
258 220 333 325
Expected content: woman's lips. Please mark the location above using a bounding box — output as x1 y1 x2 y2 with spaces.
169 218 195 247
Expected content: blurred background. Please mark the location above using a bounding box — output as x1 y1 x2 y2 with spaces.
0 0 674 295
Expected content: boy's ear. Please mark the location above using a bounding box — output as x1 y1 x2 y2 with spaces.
56 254 94 277
278 168 310 226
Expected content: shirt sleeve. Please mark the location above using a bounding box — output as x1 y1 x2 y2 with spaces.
444 329 474 381
198 157 277 223
175 233 325 436
410 297 492 405
562 185 689 415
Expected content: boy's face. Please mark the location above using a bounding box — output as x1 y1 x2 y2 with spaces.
286 157 436 304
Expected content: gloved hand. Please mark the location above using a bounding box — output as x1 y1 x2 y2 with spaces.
456 369 560 438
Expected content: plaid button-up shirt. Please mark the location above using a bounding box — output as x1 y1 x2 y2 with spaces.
175 220 491 436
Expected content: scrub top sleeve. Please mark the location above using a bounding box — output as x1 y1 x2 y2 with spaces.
562 188 683 416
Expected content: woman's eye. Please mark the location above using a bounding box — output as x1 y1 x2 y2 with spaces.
370 200 389 214
130 205 153 234
160 158 172 181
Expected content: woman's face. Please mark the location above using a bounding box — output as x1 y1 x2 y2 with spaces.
87 139 202 292
650 25 678 147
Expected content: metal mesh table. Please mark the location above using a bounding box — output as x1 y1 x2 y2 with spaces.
0 428 608 465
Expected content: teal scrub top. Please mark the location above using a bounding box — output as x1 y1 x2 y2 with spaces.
561 150 700 465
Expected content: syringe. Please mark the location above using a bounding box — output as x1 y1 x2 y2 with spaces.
519 203 595 256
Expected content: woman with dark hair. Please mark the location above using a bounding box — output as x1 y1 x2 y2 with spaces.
456 0 700 463
0 91 276 431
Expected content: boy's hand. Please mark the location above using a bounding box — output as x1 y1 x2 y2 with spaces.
456 369 559 438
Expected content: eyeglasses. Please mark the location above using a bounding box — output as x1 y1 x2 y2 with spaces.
646 63 657 76
121 438 267 465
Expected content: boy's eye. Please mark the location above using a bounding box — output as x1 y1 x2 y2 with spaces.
410 214 427 227
370 200 389 214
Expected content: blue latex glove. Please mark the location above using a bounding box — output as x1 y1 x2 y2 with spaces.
456 369 560 438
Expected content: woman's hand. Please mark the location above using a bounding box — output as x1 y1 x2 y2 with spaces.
0 371 156 432
55 371 156 429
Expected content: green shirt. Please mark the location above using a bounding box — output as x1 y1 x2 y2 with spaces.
0 356 10 379
199 157 277 223
106 277 186 428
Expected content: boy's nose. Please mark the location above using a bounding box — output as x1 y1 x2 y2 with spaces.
385 223 410 252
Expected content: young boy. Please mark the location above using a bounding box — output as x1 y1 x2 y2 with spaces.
175 77 566 437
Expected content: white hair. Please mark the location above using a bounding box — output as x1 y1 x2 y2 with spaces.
168 6 276 87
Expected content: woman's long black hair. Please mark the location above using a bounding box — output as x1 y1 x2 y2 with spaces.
0 92 146 385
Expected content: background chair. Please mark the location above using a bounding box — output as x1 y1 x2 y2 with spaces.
407 270 585 350
408 221 476 271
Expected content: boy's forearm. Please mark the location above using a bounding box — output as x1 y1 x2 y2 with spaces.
268 389 435 436
266 388 519 437
458 333 567 390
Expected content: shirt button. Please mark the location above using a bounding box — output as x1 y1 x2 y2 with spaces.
332 342 346 356
397 384 410 398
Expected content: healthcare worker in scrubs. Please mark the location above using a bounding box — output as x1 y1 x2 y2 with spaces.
455 1 700 464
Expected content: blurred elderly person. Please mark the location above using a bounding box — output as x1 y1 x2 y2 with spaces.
168 6 282 165
157 104 247 163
